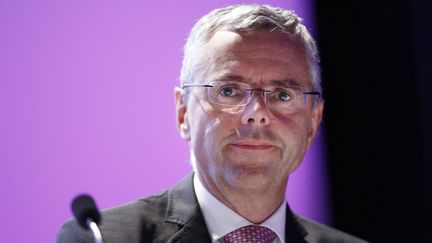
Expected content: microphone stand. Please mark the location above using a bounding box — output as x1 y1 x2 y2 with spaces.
86 218 104 243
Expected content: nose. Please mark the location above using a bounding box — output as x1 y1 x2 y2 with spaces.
241 90 271 126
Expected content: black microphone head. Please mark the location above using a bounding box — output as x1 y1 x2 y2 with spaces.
71 194 101 229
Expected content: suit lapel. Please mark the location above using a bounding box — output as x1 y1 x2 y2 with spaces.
167 213 211 243
165 173 212 243
285 203 308 243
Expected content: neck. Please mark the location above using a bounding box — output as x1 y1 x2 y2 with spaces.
227 191 285 224
198 173 287 224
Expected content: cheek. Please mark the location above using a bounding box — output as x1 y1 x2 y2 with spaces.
274 112 311 137
273 113 312 158
190 110 237 155
203 113 239 147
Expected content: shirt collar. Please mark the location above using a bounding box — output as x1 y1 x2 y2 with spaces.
193 173 286 243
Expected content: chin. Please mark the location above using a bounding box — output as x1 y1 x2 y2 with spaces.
225 166 275 191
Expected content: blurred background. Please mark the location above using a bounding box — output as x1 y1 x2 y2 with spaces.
0 0 430 242
316 1 432 242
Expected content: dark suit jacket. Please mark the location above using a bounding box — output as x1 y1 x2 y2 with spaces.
56 173 368 243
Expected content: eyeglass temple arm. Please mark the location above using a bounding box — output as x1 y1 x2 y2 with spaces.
303 91 321 96
182 84 213 89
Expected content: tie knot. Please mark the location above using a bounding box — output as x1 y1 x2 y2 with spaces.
222 225 277 243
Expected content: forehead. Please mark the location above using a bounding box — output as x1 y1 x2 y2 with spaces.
208 29 301 50
195 30 311 88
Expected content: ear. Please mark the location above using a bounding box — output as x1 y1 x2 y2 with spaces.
174 87 191 141
306 100 324 148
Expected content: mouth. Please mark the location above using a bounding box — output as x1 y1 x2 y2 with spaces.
230 140 276 150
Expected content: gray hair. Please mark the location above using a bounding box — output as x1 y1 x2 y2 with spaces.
180 4 322 93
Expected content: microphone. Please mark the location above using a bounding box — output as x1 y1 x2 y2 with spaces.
71 194 104 243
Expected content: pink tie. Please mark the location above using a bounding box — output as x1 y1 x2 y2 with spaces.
222 225 277 243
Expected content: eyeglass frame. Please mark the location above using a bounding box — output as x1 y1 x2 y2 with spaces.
182 81 321 112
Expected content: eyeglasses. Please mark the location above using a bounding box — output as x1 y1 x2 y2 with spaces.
182 81 321 114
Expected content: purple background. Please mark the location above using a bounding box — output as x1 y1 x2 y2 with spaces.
0 1 329 242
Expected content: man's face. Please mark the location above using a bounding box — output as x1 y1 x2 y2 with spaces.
175 30 323 200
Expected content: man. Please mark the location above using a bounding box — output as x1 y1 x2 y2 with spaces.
57 4 367 243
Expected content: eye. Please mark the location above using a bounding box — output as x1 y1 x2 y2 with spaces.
275 90 292 101
219 86 237 97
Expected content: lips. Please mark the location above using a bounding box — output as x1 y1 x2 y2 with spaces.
232 144 273 150
230 140 276 150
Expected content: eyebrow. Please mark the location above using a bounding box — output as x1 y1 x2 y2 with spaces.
269 79 302 88
212 74 245 82
212 74 302 87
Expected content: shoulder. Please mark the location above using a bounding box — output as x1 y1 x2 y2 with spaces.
56 190 179 243
296 216 369 243
56 174 199 243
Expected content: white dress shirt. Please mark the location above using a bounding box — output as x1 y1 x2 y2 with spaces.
193 173 286 243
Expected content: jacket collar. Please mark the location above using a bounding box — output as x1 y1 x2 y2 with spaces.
165 173 212 243
164 173 308 243
285 204 308 243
